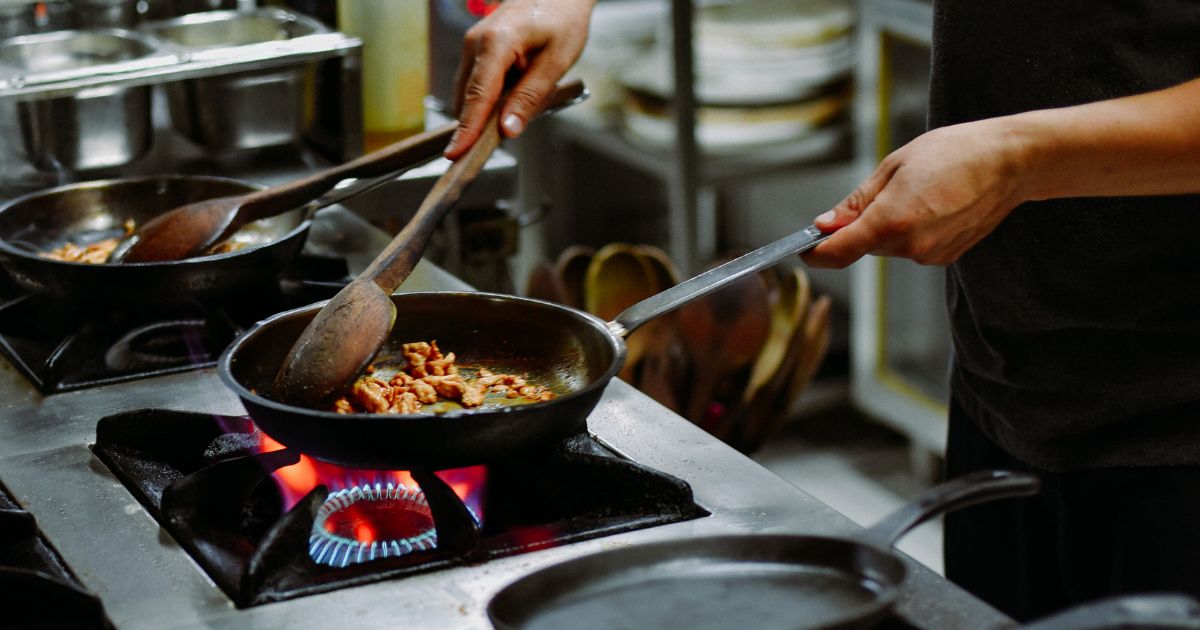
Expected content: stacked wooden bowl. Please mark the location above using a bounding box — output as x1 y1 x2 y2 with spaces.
525 243 834 453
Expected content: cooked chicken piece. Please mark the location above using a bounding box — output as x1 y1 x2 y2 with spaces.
426 351 458 376
461 382 487 407
41 238 121 264
330 340 554 412
423 374 467 400
410 378 439 404
351 377 392 413
391 391 422 414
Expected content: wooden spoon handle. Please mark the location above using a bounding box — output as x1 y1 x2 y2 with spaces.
236 78 586 230
362 79 585 293
236 124 455 224
363 111 503 293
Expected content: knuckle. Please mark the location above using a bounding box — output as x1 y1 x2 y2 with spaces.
476 24 516 51
508 84 546 112
842 188 870 214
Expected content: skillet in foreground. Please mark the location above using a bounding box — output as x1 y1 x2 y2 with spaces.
220 292 624 470
487 470 1041 630
222 224 833 470
0 175 308 306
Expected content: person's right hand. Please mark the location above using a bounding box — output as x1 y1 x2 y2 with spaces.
802 117 1032 269
444 0 596 160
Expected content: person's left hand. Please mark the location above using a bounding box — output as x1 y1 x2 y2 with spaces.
445 0 596 160
803 117 1032 268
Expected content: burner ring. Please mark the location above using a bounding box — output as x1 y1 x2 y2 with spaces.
308 483 439 568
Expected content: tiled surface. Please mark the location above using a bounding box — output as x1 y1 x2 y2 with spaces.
751 403 944 574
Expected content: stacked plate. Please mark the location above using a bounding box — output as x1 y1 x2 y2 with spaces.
618 0 854 156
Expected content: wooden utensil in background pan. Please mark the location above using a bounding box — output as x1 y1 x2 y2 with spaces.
114 120 454 263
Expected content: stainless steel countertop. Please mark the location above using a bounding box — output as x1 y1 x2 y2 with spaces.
0 210 1013 630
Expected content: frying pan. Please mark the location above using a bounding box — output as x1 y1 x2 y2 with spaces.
0 175 308 306
486 469 1040 630
218 225 831 470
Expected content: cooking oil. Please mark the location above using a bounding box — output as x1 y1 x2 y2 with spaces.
337 0 429 151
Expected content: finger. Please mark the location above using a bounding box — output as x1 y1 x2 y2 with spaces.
801 212 885 269
450 34 478 118
497 53 572 138
813 159 898 231
446 35 518 159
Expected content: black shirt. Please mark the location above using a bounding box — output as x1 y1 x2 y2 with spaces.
931 0 1200 470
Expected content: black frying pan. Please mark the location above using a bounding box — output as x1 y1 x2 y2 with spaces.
486 470 1040 630
218 225 832 470
0 175 308 306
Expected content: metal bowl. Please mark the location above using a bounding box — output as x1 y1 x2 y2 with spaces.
0 28 160 172
145 8 327 153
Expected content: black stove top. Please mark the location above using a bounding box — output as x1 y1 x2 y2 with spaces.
1 482 112 629
0 254 350 394
92 408 709 608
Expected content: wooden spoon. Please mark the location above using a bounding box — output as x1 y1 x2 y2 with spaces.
726 267 813 451
632 245 683 410
118 80 586 264
554 244 595 310
783 293 833 409
584 243 659 382
741 264 810 406
271 81 587 408
525 259 565 303
677 256 773 431
115 124 452 263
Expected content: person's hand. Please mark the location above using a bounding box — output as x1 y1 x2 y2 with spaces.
803 118 1032 268
444 0 596 160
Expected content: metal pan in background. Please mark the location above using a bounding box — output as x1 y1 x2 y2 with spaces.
487 470 1040 630
219 226 832 471
0 175 308 306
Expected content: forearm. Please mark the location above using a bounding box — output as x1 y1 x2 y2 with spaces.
1006 77 1200 201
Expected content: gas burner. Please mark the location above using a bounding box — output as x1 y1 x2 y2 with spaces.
310 483 454 568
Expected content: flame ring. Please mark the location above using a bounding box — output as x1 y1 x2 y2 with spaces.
308 482 437 568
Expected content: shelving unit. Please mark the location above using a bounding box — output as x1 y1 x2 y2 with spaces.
512 0 856 275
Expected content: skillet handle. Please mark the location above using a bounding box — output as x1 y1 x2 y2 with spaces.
864 469 1040 548
1016 594 1200 630
608 225 829 338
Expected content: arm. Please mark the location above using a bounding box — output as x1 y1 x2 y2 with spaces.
444 0 597 160
803 77 1200 268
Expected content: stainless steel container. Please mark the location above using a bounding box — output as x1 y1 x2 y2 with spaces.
0 2 36 40
71 0 140 29
146 9 327 153
0 29 160 172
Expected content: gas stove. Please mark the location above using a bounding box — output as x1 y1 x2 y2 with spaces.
0 209 1012 630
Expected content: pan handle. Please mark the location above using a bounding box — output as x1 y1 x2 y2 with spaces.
606 225 829 338
1015 594 1200 630
864 469 1040 548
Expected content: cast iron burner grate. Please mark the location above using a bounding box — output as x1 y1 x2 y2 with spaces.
0 481 112 629
0 255 350 394
91 409 709 608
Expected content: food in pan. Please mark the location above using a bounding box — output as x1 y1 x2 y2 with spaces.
39 217 247 264
332 340 556 414
40 218 136 263
41 238 122 264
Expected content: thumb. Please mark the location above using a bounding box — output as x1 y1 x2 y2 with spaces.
814 159 897 230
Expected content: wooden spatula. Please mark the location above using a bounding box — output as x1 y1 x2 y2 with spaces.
271 80 587 408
